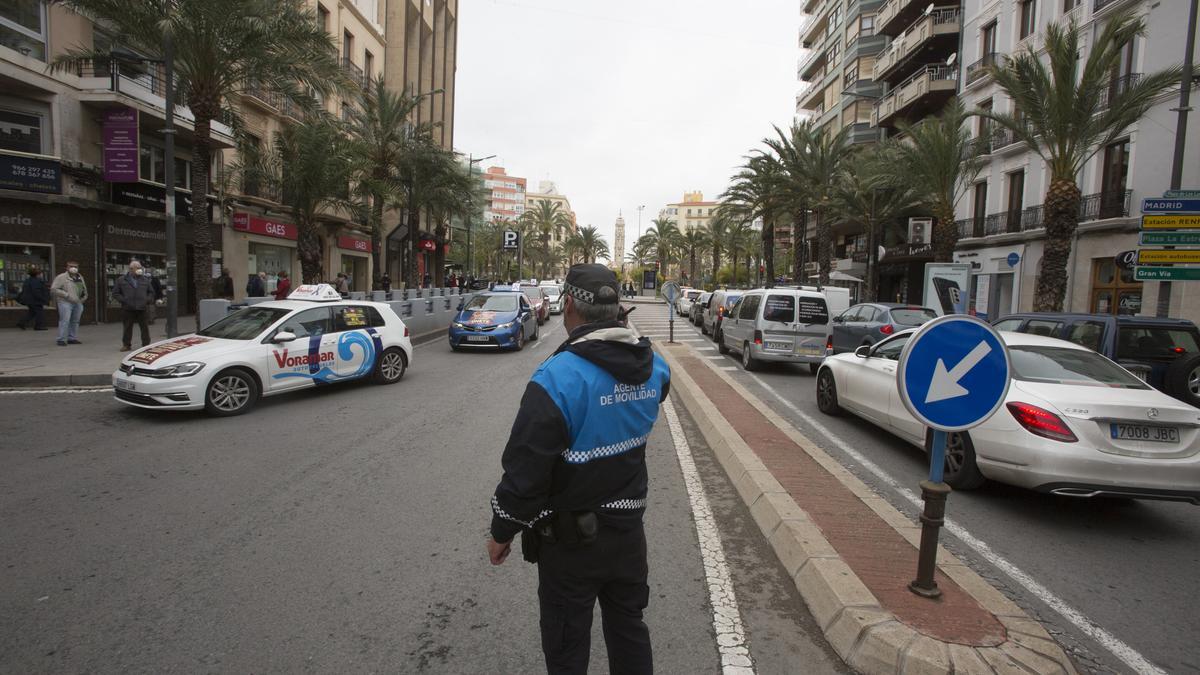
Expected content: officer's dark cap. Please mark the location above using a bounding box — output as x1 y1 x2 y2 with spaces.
563 264 619 305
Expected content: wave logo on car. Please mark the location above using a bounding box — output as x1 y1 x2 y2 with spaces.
271 329 381 384
466 311 497 325
129 336 212 364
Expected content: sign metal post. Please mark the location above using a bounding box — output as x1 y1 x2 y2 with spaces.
662 281 680 344
897 315 1011 598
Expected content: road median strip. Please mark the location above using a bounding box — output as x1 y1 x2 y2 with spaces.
654 341 1076 675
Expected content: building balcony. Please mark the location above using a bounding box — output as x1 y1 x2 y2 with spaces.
1097 73 1142 111
243 80 280 111
847 121 882 144
872 8 961 84
846 33 889 61
798 46 829 81
955 190 1134 239
870 64 958 127
73 59 235 149
1094 0 1137 16
876 0 952 37
965 52 1002 87
341 57 366 88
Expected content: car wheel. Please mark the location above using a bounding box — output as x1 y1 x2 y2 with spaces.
938 430 986 490
374 347 407 384
717 330 729 354
514 326 525 351
816 368 841 415
1164 354 1200 407
742 342 759 371
809 363 820 376
450 343 461 352
204 368 259 417
701 321 709 335
530 322 540 341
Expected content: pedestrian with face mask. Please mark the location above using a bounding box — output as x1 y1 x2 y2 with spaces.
16 266 49 330
50 260 88 346
113 260 155 351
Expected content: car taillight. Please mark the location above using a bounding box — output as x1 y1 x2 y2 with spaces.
404 326 409 337
1007 402 1077 442
826 335 833 352
1172 346 1186 354
880 324 894 335
718 306 725 317
754 330 763 345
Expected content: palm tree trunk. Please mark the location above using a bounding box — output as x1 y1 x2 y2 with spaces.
297 215 323 283
816 206 831 286
712 244 720 284
1034 179 1082 312
433 222 447 284
793 208 807 285
189 116 213 304
371 199 384 289
763 220 775 287
932 202 958 263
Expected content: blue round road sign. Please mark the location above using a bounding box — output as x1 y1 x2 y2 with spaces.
1006 252 1020 267
897 315 1011 432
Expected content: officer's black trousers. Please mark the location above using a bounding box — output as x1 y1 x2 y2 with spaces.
537 523 652 675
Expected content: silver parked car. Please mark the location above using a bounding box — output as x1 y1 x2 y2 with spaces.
690 292 711 326
830 303 937 354
719 288 832 373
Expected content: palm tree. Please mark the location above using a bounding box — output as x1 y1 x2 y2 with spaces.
53 0 346 300
890 99 984 264
678 228 707 284
795 124 849 286
574 225 608 264
761 122 818 285
642 218 680 276
830 147 921 302
273 115 358 283
723 216 753 287
723 152 786 286
702 213 731 284
521 199 573 277
981 11 1182 311
346 80 425 288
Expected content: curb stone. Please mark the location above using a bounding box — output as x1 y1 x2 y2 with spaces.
654 343 1077 675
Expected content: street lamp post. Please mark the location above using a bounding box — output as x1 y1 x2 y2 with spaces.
162 16 177 338
465 153 495 282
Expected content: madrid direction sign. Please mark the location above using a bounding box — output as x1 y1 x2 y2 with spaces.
1143 198 1200 213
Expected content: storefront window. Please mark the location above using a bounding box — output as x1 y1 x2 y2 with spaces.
0 107 44 155
248 242 294 294
0 241 52 308
340 254 368 292
0 0 47 62
1090 258 1141 316
104 250 165 308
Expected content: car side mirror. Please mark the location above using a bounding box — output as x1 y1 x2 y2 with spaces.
854 345 871 358
833 315 844 323
457 302 464 311
273 331 298 343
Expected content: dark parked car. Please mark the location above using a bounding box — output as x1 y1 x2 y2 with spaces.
830 303 937 353
690 291 712 326
992 313 1200 408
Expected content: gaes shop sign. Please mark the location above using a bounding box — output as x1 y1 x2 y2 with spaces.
232 212 297 240
338 235 373 252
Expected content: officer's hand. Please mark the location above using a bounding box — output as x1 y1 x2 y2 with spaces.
487 537 512 565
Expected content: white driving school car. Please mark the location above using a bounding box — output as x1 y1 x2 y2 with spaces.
112 284 414 416
816 329 1200 503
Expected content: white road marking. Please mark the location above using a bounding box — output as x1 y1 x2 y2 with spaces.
742 371 1168 675
705 356 727 360
720 366 739 371
662 398 756 674
0 387 110 394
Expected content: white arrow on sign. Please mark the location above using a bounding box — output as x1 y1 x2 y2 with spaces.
925 341 993 404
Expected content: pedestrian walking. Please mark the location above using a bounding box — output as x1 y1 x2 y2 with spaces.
50 260 88 346
486 263 670 675
336 272 350 295
449 274 458 288
147 271 163 325
113 261 155 351
380 274 391 293
15 266 49 330
214 267 234 300
247 271 266 297
273 271 291 300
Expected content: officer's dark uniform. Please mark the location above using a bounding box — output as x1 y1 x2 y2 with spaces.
490 265 670 675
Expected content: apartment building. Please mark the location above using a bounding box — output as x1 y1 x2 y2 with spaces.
481 166 526 224
795 0 888 145
666 191 719 233
0 0 460 325
525 180 577 244
952 0 1199 321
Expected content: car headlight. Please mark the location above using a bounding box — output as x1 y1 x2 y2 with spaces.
496 321 514 329
452 321 466 328
150 361 205 378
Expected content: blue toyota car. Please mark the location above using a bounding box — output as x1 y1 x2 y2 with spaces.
448 289 541 351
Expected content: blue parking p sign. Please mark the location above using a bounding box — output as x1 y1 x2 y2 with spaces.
897 315 1011 432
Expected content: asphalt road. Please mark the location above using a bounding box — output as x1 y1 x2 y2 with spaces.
640 306 1200 675
0 314 848 674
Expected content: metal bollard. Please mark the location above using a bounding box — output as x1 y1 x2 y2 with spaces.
908 480 952 598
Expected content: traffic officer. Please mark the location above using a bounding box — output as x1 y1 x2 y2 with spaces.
486 263 670 675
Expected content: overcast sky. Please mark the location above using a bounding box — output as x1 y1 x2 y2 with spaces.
454 0 800 263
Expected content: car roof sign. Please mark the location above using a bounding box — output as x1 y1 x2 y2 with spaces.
288 283 342 302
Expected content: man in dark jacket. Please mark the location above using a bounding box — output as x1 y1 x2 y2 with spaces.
487 264 669 675
214 268 233 300
16 267 49 330
112 260 155 351
247 271 266 297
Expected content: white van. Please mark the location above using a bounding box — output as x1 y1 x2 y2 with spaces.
719 287 838 373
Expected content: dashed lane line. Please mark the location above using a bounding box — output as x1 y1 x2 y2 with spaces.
0 387 110 394
742 371 1168 675
663 397 756 674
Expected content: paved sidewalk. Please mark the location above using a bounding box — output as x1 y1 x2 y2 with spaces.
654 340 1077 674
0 317 201 387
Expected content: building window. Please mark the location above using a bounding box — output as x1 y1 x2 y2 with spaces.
1090 258 1141 316
1063 0 1078 11
977 98 993 139
138 141 191 190
317 4 329 32
364 50 374 82
1101 138 1130 218
1006 169 1024 230
1 242 53 308
0 0 47 61
343 31 353 59
0 106 45 154
982 21 997 55
1018 0 1036 41
341 101 352 122
860 15 875 37
972 181 988 234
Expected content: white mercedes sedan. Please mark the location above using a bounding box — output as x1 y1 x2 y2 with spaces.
112 284 413 416
815 329 1200 504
